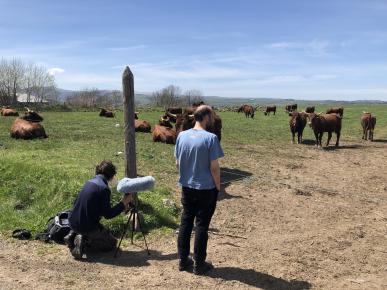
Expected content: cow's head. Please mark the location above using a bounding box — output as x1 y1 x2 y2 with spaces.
22 108 43 122
175 113 195 135
159 115 173 128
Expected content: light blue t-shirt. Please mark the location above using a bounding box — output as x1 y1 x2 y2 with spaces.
174 129 224 190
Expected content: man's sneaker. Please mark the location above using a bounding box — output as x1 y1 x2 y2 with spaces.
71 234 84 259
178 257 194 271
193 261 214 275
64 231 77 250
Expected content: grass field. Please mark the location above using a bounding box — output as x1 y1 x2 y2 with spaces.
1 104 386 236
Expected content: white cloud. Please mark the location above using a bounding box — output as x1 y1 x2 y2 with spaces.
268 40 331 56
108 45 148 51
47 67 65 75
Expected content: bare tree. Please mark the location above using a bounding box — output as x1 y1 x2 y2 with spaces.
183 89 203 106
151 85 182 107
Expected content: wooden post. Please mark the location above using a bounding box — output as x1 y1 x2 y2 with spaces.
122 66 137 179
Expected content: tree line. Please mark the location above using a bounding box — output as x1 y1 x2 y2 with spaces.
0 58 57 105
150 85 203 107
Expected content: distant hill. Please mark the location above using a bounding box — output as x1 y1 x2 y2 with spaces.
56 88 386 107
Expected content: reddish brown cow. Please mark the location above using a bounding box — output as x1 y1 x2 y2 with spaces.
285 104 297 113
99 108 115 118
158 115 173 128
175 112 222 141
326 107 344 117
1 107 19 116
264 106 276 115
361 112 376 141
10 109 47 139
305 106 315 113
307 113 342 147
289 112 307 144
135 119 151 133
237 104 255 118
166 107 183 114
152 124 176 144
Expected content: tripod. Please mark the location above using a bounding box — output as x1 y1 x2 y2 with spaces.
114 203 150 257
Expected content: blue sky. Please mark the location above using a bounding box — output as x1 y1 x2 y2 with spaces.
1 0 387 100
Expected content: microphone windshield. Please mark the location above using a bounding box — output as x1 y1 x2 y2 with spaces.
117 176 155 193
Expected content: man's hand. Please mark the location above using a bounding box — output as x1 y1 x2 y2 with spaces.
121 193 133 211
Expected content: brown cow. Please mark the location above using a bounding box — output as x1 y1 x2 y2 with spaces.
285 104 297 113
305 106 315 113
175 111 222 141
10 108 47 139
99 108 115 118
264 106 276 115
135 119 151 133
361 112 376 141
152 124 176 144
289 112 307 144
166 107 183 115
1 107 19 116
326 107 344 117
159 115 173 128
307 113 342 147
237 104 255 118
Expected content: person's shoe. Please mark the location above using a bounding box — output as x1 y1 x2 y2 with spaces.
193 261 214 275
64 231 77 250
71 234 84 259
178 257 194 271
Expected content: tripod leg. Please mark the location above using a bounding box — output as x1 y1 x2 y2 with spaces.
135 212 150 255
114 211 133 258
131 211 136 244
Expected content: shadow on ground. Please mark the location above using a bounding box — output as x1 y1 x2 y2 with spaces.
208 267 312 290
83 248 177 267
219 167 253 200
372 139 387 143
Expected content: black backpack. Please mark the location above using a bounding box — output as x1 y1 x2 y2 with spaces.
36 210 71 243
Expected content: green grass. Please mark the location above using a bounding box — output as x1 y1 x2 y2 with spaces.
0 104 387 236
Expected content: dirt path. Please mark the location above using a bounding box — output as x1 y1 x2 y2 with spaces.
1 140 387 290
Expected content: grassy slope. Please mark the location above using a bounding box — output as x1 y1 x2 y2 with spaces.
0 104 386 235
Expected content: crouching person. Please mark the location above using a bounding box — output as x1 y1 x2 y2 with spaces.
66 160 132 259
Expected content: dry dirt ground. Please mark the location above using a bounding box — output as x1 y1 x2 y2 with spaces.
1 140 387 290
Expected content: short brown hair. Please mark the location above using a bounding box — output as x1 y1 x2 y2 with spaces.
193 105 213 122
95 160 117 180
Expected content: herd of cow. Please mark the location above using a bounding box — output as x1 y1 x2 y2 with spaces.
0 102 377 147
237 103 376 146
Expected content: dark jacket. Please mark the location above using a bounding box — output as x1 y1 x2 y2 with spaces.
69 174 124 233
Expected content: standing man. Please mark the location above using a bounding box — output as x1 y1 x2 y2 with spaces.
175 105 224 275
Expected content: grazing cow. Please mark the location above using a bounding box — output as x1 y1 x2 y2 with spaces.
361 112 376 141
175 112 222 141
1 106 19 116
264 106 276 115
135 119 151 133
285 104 298 113
238 105 255 118
307 113 342 147
159 115 173 128
99 108 115 118
305 106 315 113
326 107 344 117
152 124 176 144
10 108 47 139
289 112 307 144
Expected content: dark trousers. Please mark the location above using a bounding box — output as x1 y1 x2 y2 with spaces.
177 187 218 263
80 225 117 252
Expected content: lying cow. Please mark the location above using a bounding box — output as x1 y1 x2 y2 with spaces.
289 112 307 144
361 112 376 141
264 106 276 115
99 108 114 118
152 124 176 144
238 104 255 118
1 106 19 116
135 119 151 133
285 104 297 113
305 106 315 113
308 113 341 147
326 107 344 117
10 108 47 139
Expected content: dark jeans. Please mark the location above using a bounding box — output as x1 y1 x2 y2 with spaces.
177 187 218 263
79 225 117 252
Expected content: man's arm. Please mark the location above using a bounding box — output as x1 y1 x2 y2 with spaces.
210 159 221 191
101 189 129 219
175 159 179 170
